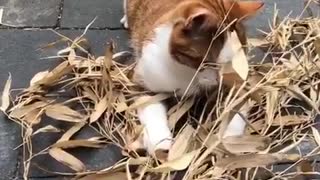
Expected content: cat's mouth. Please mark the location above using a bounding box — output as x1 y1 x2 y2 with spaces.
196 68 219 88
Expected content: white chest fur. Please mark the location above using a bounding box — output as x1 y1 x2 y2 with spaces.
135 24 218 95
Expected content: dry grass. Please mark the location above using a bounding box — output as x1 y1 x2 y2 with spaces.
1 5 320 180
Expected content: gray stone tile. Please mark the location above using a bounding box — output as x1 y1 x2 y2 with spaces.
0 0 61 27
0 29 129 89
24 124 123 178
246 0 320 37
61 0 123 28
0 29 129 178
0 114 20 180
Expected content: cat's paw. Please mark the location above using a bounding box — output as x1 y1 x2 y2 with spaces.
223 113 247 138
120 15 128 29
143 127 173 153
137 99 173 154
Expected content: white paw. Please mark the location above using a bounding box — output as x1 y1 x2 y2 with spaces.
143 127 173 153
120 15 128 29
223 113 247 138
137 101 173 153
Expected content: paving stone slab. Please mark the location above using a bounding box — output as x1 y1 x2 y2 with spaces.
246 0 320 37
24 124 123 178
0 29 129 89
0 29 129 179
0 114 20 180
0 0 61 27
61 0 123 29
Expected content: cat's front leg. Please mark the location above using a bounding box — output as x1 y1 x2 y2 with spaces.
223 101 251 138
137 97 173 154
120 0 128 29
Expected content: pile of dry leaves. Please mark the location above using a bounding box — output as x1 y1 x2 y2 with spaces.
1 9 320 180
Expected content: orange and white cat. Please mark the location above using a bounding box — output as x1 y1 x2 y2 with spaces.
121 0 263 154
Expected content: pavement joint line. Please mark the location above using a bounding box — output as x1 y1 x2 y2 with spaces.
13 149 22 179
55 0 65 28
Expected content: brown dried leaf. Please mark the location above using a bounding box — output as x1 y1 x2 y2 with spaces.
149 150 198 172
296 160 313 173
168 97 195 129
1 74 11 112
230 31 249 80
222 135 271 154
35 61 74 86
10 101 48 119
287 85 320 114
214 153 299 174
197 128 219 148
78 172 127 180
23 108 43 125
52 139 105 149
104 42 114 70
33 125 61 135
58 122 86 142
247 38 269 47
90 95 108 123
29 70 49 86
82 86 98 103
68 49 76 64
122 94 171 112
311 127 320 147
45 104 85 122
272 115 309 126
115 93 128 113
49 148 86 172
169 125 195 160
314 37 320 57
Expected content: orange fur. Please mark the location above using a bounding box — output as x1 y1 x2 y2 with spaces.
126 0 263 68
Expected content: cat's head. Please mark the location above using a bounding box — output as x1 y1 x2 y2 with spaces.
169 0 263 85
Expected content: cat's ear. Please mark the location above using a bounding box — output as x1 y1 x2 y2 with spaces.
184 8 217 35
223 0 264 21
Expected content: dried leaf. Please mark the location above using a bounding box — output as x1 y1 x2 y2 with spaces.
10 101 48 119
52 139 105 149
247 38 269 47
296 160 313 173
121 94 171 112
222 135 271 154
230 31 249 80
149 150 198 172
82 86 98 103
168 125 195 160
1 74 11 112
29 70 49 86
287 85 320 114
49 148 86 172
79 172 127 180
68 49 76 64
104 42 114 70
311 127 320 147
35 61 74 86
168 97 195 129
214 153 299 173
58 122 86 142
23 108 43 125
272 115 309 126
45 104 85 122
90 95 108 123
314 37 320 57
33 125 61 135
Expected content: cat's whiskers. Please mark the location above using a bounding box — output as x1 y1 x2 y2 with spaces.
181 18 237 100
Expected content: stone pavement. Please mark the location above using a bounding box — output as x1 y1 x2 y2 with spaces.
0 0 319 179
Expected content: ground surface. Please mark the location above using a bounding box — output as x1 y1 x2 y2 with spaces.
0 0 319 179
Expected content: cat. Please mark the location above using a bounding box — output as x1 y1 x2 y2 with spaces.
121 0 264 154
